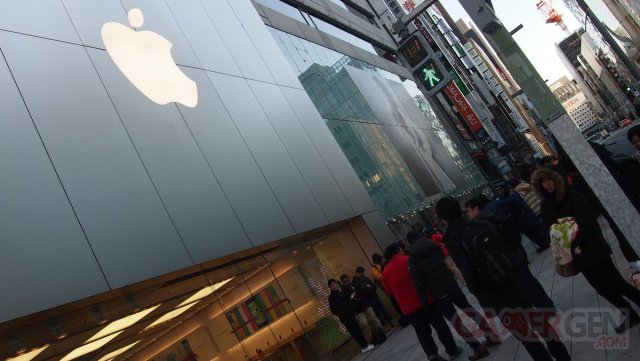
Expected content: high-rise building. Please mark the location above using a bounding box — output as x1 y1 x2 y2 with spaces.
549 76 603 134
562 0 640 66
0 1 489 361
557 29 637 124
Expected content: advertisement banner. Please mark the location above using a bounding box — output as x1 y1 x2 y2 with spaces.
444 82 485 139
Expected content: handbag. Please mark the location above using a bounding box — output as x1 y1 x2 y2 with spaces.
549 217 580 277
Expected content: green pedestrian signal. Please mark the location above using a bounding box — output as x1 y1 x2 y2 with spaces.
415 60 444 91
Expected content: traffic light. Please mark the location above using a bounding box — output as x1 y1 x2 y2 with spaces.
397 34 451 96
415 59 445 91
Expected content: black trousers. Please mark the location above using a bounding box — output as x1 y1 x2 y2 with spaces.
516 263 556 310
369 294 393 325
507 312 569 361
406 307 458 357
523 224 550 248
340 316 368 349
582 257 640 316
434 286 495 349
604 213 640 262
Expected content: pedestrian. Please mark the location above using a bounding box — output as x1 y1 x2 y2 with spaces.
532 167 640 333
371 253 384 288
437 197 571 361
465 196 556 311
513 179 542 216
383 243 462 361
340 274 384 342
327 279 374 354
627 124 640 155
352 266 393 328
427 227 466 285
407 230 493 360
486 180 550 253
541 148 640 268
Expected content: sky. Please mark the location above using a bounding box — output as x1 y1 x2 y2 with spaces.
435 0 582 83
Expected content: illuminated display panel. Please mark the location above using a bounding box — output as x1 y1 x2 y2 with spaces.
414 59 444 91
399 36 428 68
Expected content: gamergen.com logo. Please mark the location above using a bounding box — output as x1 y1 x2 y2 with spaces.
451 308 629 350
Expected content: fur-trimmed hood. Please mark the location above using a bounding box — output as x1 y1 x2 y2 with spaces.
531 167 567 201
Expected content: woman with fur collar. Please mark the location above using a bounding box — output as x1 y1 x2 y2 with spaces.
532 167 640 334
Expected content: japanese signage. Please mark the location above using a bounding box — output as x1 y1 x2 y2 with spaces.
444 82 486 139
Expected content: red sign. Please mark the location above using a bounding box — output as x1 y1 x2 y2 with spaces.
444 82 484 133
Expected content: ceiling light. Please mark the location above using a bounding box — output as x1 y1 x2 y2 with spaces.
143 304 193 330
95 340 141 361
5 345 49 361
60 332 123 361
85 305 159 344
175 277 234 308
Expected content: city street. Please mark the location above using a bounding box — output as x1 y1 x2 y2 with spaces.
351 219 640 361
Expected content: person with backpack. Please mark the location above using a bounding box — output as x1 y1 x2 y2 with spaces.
436 197 571 361
352 266 393 329
327 279 375 354
383 243 462 361
532 167 640 334
465 196 556 310
406 230 493 361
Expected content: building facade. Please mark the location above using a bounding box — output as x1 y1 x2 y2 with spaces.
550 76 604 134
557 29 637 126
0 1 489 361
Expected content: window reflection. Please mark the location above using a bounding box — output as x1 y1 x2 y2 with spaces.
268 28 486 219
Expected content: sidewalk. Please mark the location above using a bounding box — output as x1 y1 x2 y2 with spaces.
350 219 640 361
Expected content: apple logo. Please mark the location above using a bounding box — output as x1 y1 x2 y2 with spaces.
101 8 198 107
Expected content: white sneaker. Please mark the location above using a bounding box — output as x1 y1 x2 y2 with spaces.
362 344 375 353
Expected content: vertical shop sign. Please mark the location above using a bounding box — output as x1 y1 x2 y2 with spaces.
444 82 487 141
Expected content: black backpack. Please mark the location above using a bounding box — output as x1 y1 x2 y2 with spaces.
462 219 517 291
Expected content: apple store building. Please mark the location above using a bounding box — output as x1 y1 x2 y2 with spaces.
0 1 488 360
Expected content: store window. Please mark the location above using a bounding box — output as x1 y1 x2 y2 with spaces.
2 220 391 361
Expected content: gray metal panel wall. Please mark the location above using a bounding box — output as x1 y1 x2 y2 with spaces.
0 0 374 322
0 31 194 291
0 48 109 322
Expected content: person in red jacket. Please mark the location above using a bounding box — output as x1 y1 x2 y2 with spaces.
383 242 462 361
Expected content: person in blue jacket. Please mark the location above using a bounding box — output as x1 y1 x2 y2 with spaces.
485 180 550 253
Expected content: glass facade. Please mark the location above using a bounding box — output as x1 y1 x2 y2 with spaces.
2 219 392 361
269 28 485 219
255 0 378 54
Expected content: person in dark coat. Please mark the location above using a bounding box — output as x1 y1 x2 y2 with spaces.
532 167 640 333
352 266 393 328
485 180 550 253
436 197 571 361
465 196 556 310
407 230 493 360
542 147 640 265
383 243 462 361
340 274 383 341
327 279 374 353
